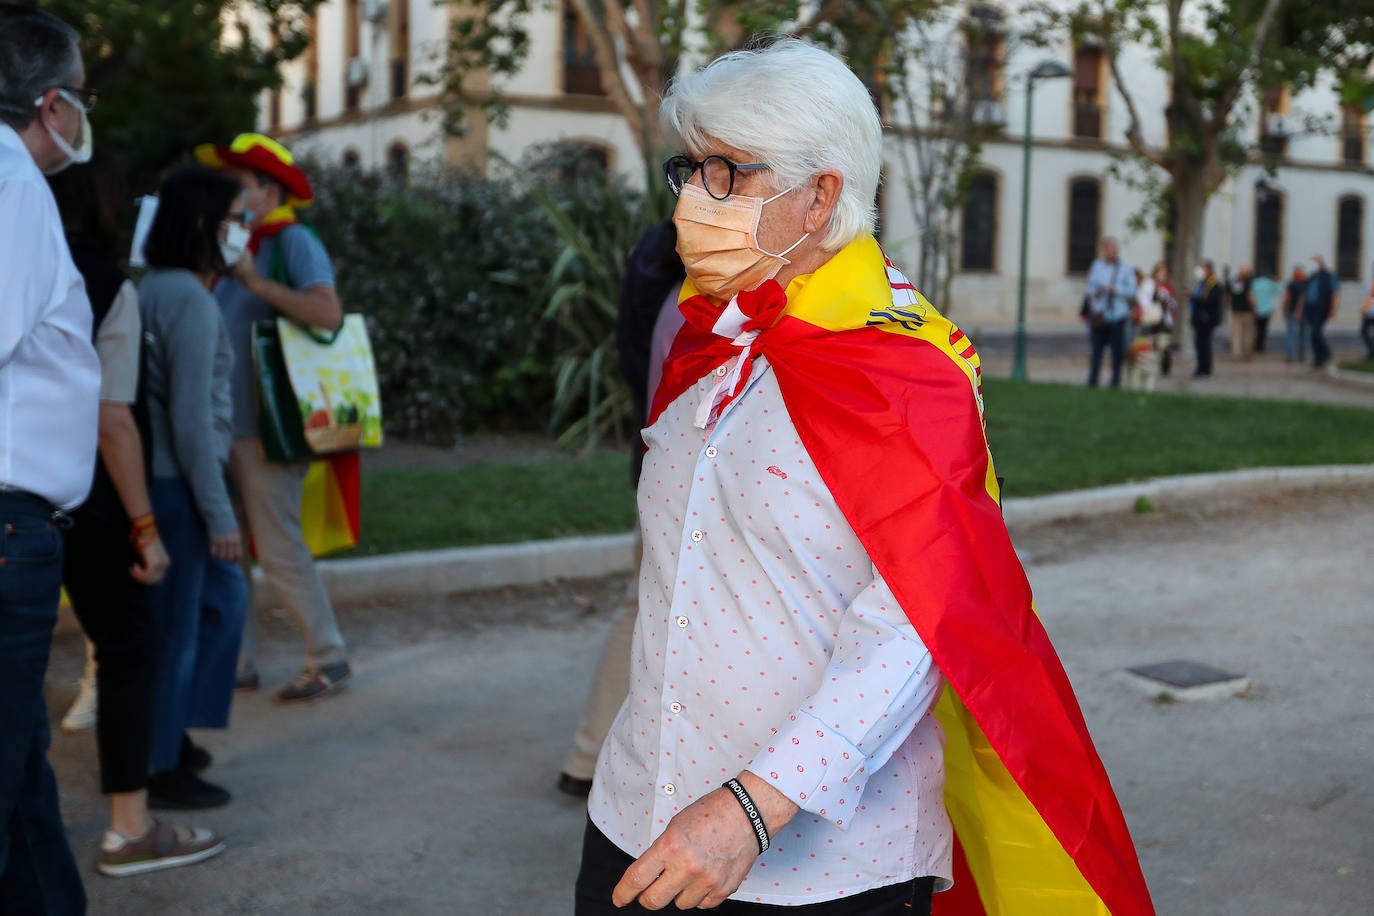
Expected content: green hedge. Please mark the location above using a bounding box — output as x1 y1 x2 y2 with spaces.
303 149 672 445
306 163 558 442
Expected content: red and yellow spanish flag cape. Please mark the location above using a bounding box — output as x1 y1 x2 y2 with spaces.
652 235 1154 915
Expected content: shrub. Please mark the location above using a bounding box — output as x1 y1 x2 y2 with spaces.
306 162 560 443
509 144 677 449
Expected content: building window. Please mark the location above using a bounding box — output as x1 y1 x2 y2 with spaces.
268 88 281 129
960 170 998 272
1258 84 1289 158
1072 43 1104 139
1342 105 1367 165
1253 187 1284 279
563 6 604 96
344 0 362 113
342 148 361 169
964 4 1006 126
387 142 409 184
1337 195 1363 280
1067 178 1101 274
390 0 410 101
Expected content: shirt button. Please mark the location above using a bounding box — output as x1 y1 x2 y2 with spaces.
669 701 683 714
690 529 704 542
715 365 729 377
663 783 677 796
676 615 689 628
705 446 718 458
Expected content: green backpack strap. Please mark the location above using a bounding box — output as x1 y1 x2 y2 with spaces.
266 223 342 345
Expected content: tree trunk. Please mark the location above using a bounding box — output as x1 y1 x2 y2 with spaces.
1168 169 1209 351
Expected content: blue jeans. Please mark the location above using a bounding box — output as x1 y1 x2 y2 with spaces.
147 478 247 774
1307 316 1332 367
1088 319 1128 387
0 493 85 915
1284 317 1309 362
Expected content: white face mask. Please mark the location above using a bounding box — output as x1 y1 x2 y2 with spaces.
220 224 251 268
1194 267 1207 282
37 89 94 175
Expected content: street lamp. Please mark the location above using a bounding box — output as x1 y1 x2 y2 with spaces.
1012 60 1074 381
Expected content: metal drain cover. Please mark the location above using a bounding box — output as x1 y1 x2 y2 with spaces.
1123 659 1250 700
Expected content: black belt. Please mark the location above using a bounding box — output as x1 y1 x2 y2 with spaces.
0 486 70 527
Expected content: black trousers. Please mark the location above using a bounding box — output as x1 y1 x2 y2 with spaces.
61 508 156 795
1254 314 1271 352
1193 322 1215 375
575 819 934 916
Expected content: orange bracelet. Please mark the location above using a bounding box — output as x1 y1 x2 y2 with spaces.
130 513 159 547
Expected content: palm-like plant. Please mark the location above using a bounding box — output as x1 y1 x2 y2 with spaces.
498 146 676 450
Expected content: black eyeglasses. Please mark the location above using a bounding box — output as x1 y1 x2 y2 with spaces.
59 86 98 112
663 154 771 200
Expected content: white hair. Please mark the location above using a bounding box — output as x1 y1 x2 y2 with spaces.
660 39 882 252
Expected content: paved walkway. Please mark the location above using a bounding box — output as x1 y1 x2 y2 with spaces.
46 481 1374 915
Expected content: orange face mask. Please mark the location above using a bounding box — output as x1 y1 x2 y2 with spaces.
673 182 809 303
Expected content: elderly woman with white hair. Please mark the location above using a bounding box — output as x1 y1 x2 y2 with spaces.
574 39 1153 916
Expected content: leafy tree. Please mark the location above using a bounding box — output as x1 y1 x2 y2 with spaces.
1032 0 1374 335
437 0 942 159
33 0 317 192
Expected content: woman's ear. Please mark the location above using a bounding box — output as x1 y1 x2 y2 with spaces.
803 171 843 235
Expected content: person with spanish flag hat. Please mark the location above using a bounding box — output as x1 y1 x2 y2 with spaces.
575 41 1156 916
194 132 353 704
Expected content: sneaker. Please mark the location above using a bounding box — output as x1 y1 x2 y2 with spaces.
557 773 594 798
147 770 231 811
179 735 212 774
61 677 97 733
274 661 351 704
98 820 225 877
234 670 260 692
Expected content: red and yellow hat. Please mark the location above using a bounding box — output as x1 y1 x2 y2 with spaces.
194 133 313 207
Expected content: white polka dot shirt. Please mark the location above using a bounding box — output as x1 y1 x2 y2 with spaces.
588 354 953 905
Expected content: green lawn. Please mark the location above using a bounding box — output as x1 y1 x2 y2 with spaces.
1339 358 1374 374
342 380 1374 556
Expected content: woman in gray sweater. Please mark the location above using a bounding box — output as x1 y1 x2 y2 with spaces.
138 166 249 811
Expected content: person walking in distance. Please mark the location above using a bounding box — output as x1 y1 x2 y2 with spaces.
1283 265 1310 363
1190 260 1223 377
1303 255 1339 369
1361 265 1374 361
0 6 102 911
1082 236 1137 387
195 133 352 703
1226 264 1255 360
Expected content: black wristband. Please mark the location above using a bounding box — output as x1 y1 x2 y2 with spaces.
723 778 769 854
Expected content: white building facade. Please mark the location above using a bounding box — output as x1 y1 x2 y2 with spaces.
251 0 1374 328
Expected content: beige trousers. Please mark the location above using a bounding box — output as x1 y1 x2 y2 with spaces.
230 437 347 674
1230 312 1255 359
561 538 641 780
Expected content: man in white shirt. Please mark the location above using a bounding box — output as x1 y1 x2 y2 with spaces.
577 41 1154 916
0 6 102 911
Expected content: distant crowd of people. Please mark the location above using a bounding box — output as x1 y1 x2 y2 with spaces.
1082 236 1372 388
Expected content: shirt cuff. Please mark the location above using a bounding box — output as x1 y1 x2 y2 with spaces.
749 709 870 830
